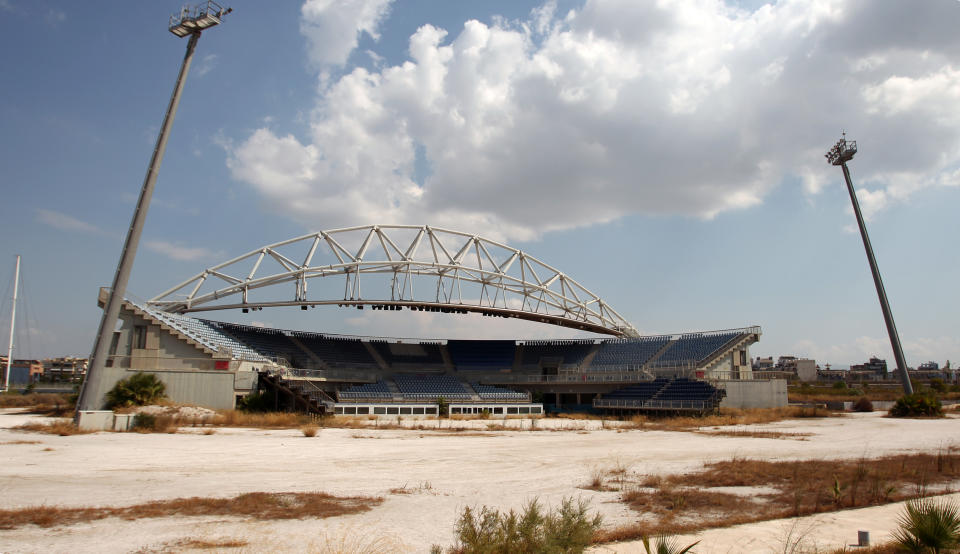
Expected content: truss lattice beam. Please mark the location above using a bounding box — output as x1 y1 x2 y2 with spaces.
148 224 640 337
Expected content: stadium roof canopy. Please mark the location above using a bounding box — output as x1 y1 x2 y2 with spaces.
148 224 640 337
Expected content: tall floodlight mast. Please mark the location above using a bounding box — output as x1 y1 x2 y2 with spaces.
825 135 913 395
2 255 20 393
76 2 231 414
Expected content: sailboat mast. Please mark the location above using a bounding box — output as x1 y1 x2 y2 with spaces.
3 255 20 393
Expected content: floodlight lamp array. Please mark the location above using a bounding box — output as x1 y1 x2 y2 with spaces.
825 137 857 166
169 1 232 37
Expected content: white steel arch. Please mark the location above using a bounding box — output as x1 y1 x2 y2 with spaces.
148 224 640 337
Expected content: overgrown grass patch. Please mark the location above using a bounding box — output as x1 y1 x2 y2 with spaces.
0 491 383 530
596 449 960 543
14 420 93 436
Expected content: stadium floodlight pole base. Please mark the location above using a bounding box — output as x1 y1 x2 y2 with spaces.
827 136 913 395
75 32 202 415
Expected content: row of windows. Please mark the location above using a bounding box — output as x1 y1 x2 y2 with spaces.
335 406 438 415
332 405 544 415
450 406 542 415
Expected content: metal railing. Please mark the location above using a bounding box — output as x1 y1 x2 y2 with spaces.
593 398 716 410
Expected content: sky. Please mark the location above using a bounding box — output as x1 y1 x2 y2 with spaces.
0 0 958 368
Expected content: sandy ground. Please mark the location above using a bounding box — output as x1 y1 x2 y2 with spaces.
0 409 958 553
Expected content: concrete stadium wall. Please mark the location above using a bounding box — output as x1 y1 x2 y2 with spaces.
83 367 238 411
719 379 788 409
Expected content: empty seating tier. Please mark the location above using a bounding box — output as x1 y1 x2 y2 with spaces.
447 340 515 370
591 337 670 369
393 374 471 399
656 332 741 365
520 340 593 367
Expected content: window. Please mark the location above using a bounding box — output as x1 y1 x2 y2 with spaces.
413 407 425 415
344 407 356 415
335 407 344 414
451 407 462 414
519 407 530 414
133 326 147 349
374 407 386 414
356 407 369 415
493 407 503 414
387 407 399 414
400 407 412 415
425 407 437 414
507 407 519 414
531 407 542 414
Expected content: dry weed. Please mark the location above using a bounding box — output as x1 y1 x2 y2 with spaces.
596 449 960 543
0 491 383 530
14 420 93 436
214 410 309 428
301 425 320 437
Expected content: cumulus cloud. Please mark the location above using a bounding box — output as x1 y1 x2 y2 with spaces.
791 334 960 367
145 240 223 262
300 0 393 69
229 0 960 242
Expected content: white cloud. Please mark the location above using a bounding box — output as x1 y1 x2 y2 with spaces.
145 240 223 262
44 8 65 26
229 0 960 242
195 53 218 77
789 334 960 368
37 209 104 235
300 0 393 69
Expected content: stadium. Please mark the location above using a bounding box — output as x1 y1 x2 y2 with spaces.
81 224 785 417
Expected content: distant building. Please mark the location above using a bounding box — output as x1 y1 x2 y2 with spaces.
42 357 87 382
851 357 887 376
773 356 817 382
753 357 774 371
2 359 43 386
917 361 939 371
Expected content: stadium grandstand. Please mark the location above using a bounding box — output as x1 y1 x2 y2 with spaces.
80 225 786 415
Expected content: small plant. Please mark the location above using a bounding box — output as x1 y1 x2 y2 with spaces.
132 413 157 431
853 397 874 412
105 372 166 409
301 425 319 437
237 391 272 412
452 498 601 553
437 396 449 418
641 534 699 554
890 393 943 418
891 498 960 553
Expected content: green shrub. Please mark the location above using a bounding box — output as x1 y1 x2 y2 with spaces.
452 498 601 553
132 413 157 431
832 381 848 390
929 378 946 393
105 372 167 409
890 393 943 418
437 396 449 418
237 391 272 412
892 498 960 553
853 397 874 412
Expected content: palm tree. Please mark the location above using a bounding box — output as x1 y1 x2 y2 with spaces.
642 534 699 554
892 498 960 553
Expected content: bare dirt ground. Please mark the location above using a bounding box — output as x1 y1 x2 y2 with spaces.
1 409 958 553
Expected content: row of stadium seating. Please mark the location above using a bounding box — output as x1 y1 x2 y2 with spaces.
135 302 745 370
337 375 527 401
655 332 739 364
140 306 269 362
591 336 670 368
519 340 593 367
598 377 724 405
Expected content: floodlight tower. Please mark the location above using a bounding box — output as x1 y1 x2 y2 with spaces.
825 135 913 395
76 2 231 414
